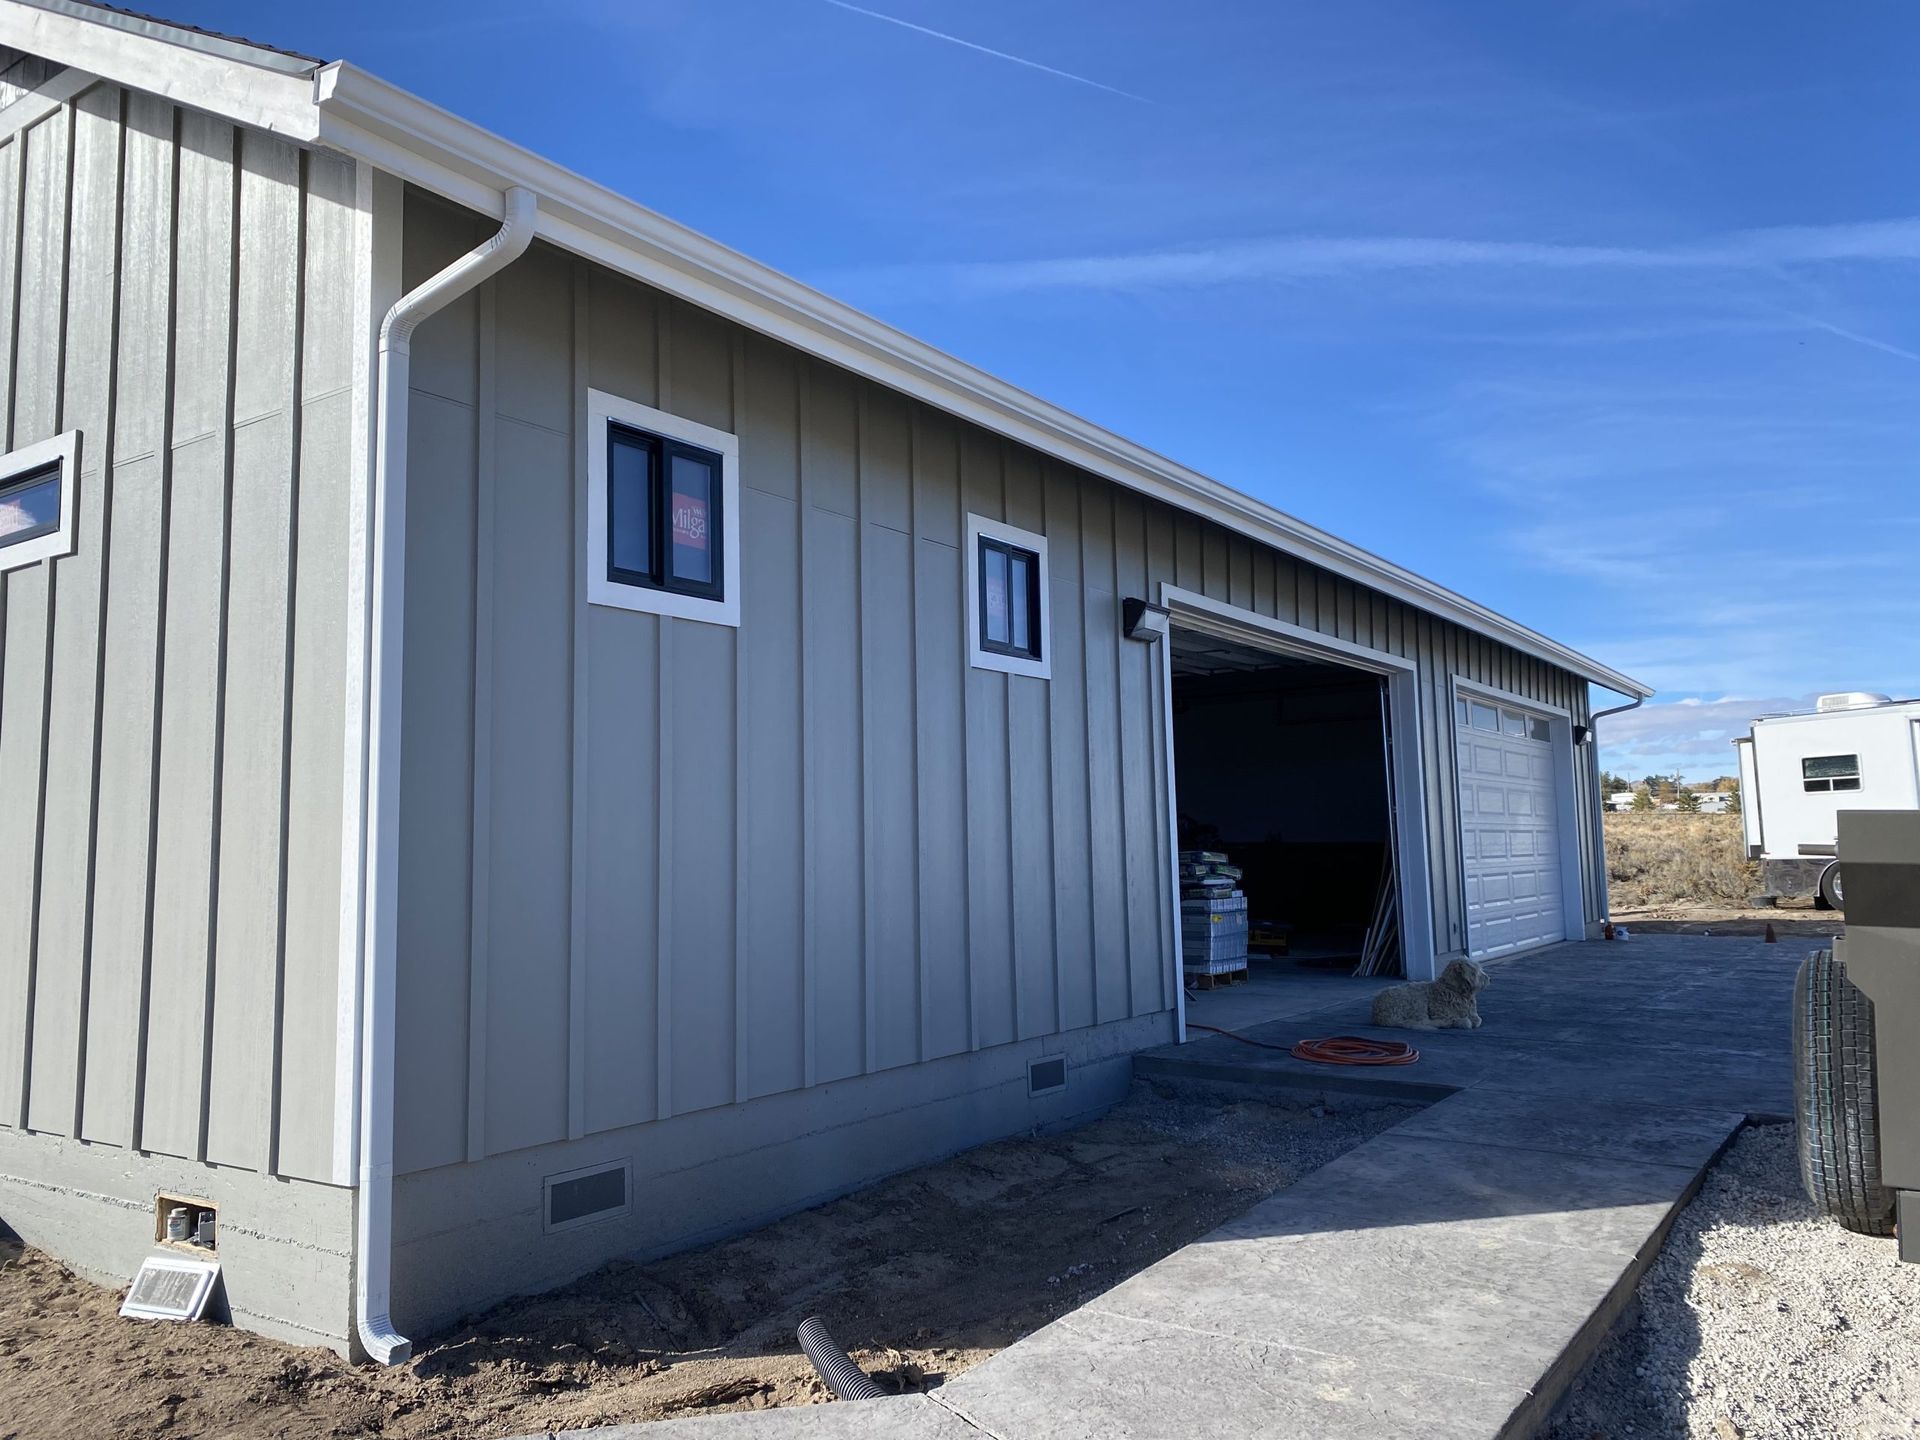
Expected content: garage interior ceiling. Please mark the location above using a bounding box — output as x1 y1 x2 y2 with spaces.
1169 627 1365 685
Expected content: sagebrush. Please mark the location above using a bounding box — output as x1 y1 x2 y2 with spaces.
1605 812 1759 909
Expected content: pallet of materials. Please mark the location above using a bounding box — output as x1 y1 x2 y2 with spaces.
1180 849 1250 980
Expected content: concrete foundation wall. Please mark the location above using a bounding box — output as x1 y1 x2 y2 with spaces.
0 1126 353 1351
392 1011 1169 1338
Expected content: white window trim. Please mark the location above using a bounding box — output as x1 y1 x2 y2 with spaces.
0 430 81 576
585 388 740 628
965 513 1051 680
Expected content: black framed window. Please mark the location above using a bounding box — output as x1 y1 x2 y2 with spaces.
1802 754 1861 793
978 535 1042 662
0 460 62 550
606 422 724 602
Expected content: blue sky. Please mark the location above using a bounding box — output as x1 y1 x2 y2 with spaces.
191 0 1918 780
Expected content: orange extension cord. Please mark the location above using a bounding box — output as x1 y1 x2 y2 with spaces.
1186 1023 1420 1067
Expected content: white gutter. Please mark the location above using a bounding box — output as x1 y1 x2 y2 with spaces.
354 184 538 1365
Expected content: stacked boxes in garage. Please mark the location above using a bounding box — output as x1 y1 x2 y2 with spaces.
1181 851 1249 983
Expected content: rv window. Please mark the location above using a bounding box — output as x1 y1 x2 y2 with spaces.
1802 754 1861 792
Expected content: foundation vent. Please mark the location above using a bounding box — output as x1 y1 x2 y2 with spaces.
1027 1056 1068 1097
543 1160 631 1234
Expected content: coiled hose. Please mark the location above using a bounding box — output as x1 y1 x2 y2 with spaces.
797 1315 886 1400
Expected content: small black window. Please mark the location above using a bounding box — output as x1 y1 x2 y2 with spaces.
0 460 61 550
979 535 1042 662
1802 754 1861 793
605 422 723 602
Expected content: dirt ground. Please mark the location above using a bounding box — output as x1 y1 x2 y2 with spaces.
1608 904 1843 939
1 1080 1412 1440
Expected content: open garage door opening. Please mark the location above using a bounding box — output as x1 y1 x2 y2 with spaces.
1168 625 1408 1029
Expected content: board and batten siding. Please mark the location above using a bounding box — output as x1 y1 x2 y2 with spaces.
393 189 1604 1175
0 86 360 1185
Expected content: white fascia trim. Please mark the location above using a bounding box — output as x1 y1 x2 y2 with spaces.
306 61 1651 701
0 2 320 140
0 428 80 574
585 388 741 628
966 513 1052 681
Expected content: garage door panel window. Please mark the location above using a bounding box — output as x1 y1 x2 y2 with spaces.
1802 754 1861 792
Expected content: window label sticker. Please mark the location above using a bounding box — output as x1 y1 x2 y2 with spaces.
671 494 708 551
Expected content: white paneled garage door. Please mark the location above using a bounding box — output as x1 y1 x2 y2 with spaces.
1456 697 1564 958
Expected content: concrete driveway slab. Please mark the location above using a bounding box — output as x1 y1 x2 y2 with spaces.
1390 1088 1742 1169
936 1305 1533 1440
1204 1130 1717 1255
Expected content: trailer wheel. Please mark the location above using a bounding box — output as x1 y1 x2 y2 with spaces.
1794 949 1893 1236
1818 862 1845 912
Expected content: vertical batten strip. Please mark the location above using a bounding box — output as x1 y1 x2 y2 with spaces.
796 365 816 1085
856 387 877 1074
129 104 184 1151
193 121 245 1163
730 331 752 1095
68 89 127 1140
566 260 588 1139
464 280 496 1162
262 146 309 1174
654 306 675 1116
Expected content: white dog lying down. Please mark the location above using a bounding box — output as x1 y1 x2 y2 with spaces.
1370 958 1489 1031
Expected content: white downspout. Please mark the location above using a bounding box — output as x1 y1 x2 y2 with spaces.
355 185 538 1365
1585 691 1647 926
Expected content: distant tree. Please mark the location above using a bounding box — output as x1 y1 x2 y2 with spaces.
1631 790 1655 812
1725 784 1742 815
1676 789 1701 812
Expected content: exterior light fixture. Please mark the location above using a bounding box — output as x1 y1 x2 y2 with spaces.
1122 597 1170 643
1572 724 1591 746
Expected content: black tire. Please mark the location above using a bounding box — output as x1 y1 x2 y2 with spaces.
1818 862 1845 912
1794 949 1894 1235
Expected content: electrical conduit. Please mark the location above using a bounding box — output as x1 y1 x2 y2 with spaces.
354 185 539 1365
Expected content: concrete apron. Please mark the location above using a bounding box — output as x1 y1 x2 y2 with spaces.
512 934 1806 1440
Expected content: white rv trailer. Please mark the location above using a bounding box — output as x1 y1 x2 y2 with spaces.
1734 692 1920 908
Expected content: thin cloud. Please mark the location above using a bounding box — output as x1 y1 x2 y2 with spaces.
821 1 1151 104
836 216 1920 299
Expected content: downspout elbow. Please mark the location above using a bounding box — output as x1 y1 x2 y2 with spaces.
354 184 538 1367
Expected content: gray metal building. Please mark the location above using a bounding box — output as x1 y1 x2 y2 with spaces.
0 3 1650 1358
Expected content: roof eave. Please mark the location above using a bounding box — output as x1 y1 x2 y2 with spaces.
0 0 1651 700
308 63 1651 700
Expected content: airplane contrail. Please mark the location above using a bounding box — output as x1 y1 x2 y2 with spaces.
822 1 1151 104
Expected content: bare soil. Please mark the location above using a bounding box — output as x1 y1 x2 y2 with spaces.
0 1080 1412 1440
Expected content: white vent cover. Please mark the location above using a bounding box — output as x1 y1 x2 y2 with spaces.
1817 692 1892 712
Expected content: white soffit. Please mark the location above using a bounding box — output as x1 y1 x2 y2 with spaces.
0 0 1651 699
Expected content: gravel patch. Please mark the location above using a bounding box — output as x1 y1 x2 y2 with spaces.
1548 1123 1920 1440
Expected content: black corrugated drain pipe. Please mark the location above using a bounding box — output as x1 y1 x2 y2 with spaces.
797 1315 887 1400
